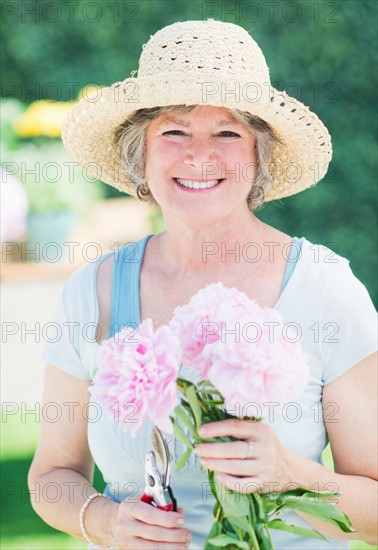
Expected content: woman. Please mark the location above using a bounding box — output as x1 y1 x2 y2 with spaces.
28 19 377 549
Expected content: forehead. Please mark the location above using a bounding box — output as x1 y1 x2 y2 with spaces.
152 105 240 127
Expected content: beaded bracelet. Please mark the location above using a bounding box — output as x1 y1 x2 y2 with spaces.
79 492 112 549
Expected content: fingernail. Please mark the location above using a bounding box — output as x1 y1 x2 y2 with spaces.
176 517 185 525
198 426 207 435
195 445 203 454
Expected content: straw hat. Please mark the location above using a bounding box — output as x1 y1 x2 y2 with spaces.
62 19 332 201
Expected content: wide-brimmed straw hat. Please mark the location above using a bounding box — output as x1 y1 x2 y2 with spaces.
62 19 332 201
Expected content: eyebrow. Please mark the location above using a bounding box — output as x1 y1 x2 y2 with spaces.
161 118 239 128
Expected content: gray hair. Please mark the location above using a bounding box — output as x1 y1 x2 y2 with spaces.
115 105 282 209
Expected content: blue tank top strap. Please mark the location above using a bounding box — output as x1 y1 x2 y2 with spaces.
110 234 154 338
280 236 303 295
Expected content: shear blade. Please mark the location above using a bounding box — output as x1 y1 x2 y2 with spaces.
151 426 169 486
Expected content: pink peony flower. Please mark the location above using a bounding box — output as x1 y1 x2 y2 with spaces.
172 282 309 415
169 283 254 378
207 311 309 417
90 319 182 436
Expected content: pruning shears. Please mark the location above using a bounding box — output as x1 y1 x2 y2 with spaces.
141 426 177 512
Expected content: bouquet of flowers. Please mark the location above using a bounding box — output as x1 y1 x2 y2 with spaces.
91 283 354 549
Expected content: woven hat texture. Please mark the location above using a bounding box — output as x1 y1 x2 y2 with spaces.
62 19 332 201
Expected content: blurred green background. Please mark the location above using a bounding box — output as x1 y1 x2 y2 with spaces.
1 0 377 548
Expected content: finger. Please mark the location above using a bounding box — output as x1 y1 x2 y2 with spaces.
195 440 252 459
200 458 256 476
216 473 264 493
198 419 265 440
122 500 185 528
128 520 191 544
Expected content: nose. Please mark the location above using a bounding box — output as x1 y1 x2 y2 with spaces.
183 137 219 171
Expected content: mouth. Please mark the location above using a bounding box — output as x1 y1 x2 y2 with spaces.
173 178 225 191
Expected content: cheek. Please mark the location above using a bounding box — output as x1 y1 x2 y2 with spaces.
145 143 184 178
221 144 257 182
220 140 256 161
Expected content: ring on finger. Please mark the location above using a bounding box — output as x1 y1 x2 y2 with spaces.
245 440 254 460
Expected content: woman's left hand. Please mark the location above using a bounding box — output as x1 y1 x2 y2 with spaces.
194 419 294 494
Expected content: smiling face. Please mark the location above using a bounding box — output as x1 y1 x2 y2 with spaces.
144 105 257 223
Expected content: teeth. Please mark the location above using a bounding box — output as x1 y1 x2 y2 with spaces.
176 178 221 189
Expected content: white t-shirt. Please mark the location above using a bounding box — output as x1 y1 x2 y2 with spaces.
42 235 377 549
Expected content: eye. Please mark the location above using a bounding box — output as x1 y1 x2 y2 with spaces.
217 131 241 138
162 130 187 136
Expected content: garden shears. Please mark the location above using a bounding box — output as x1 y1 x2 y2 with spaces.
141 426 177 512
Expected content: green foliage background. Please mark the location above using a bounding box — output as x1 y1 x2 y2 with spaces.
2 0 377 304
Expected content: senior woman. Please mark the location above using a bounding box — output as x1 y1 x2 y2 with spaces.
28 19 377 550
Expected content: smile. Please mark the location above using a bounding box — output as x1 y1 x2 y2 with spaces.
174 178 224 190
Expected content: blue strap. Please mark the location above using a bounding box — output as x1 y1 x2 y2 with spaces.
280 236 302 295
109 234 154 338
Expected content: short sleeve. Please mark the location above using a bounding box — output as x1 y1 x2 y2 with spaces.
42 263 99 380
321 258 377 385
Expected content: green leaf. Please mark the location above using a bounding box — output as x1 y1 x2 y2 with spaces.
202 399 224 407
198 385 224 402
277 490 355 533
175 448 193 471
186 384 203 427
259 527 275 550
176 377 194 397
208 471 221 504
268 518 326 540
207 535 249 549
174 405 197 436
204 521 224 550
208 521 223 538
259 494 280 515
226 514 252 535
198 380 221 393
213 482 250 519
253 492 267 521
172 419 194 449
289 503 354 533
278 489 341 505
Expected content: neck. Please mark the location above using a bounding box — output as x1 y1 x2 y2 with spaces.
154 210 266 275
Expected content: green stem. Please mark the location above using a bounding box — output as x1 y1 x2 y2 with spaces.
263 524 274 549
248 496 261 550
236 527 244 542
214 500 221 522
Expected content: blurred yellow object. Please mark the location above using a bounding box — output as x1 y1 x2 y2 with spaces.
13 100 74 138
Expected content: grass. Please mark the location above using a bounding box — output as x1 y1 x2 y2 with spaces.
1 414 376 549
0 535 86 549
1 414 103 549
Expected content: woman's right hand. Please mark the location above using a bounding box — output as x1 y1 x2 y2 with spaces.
110 500 192 549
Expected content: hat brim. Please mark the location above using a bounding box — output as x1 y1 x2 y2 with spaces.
62 71 332 201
